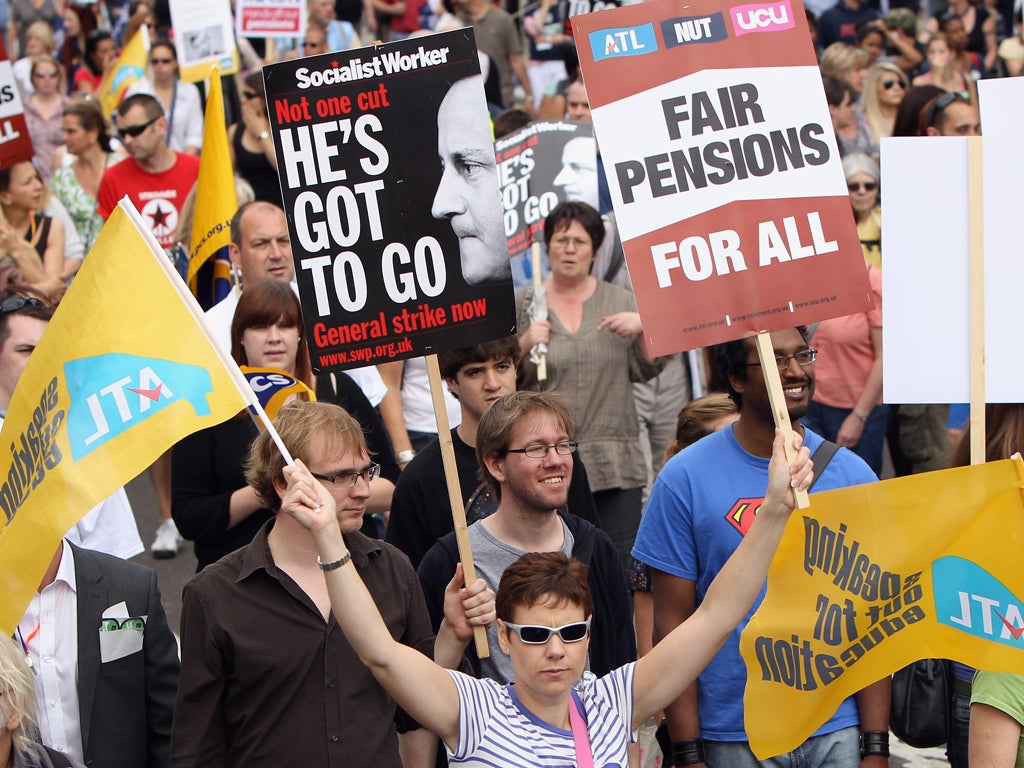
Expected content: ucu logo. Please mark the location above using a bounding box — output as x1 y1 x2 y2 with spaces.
730 0 795 35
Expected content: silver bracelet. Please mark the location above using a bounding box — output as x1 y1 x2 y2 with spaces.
396 449 416 464
317 551 352 571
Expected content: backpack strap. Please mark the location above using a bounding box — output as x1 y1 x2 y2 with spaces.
808 440 840 492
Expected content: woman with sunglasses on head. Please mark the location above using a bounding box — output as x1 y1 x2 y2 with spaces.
172 279 397 571
125 40 202 156
0 161 66 302
860 62 908 148
227 70 283 209
279 414 811 767
801 154 886 477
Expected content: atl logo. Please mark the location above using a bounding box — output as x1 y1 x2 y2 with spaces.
730 0 795 35
589 23 658 61
933 556 1024 647
64 354 216 460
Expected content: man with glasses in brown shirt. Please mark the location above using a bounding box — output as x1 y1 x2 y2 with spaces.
171 401 492 768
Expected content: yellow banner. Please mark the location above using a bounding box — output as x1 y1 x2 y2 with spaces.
742 458 1024 758
96 27 149 116
0 200 254 634
188 66 238 286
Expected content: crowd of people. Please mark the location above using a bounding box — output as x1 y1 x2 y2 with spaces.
0 0 1021 765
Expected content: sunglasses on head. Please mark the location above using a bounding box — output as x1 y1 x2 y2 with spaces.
924 91 961 128
0 296 46 314
119 115 159 137
881 78 906 90
503 620 591 644
848 181 878 192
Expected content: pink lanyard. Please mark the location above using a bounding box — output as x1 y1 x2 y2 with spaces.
569 692 595 768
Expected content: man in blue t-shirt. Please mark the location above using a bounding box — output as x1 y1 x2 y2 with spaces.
633 327 891 768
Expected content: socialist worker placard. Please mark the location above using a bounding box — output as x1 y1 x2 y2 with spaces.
263 30 516 372
573 0 872 354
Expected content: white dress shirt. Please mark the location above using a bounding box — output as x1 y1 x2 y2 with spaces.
18 541 84 762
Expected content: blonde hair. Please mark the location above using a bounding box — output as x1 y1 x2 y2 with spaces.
0 635 39 755
819 43 871 81
862 62 908 143
24 21 56 53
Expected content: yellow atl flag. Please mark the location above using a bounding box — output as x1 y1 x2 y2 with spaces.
742 458 1024 758
0 199 256 635
188 66 238 288
96 26 150 116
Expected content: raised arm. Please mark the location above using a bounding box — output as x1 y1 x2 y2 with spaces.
281 460 469 748
631 430 812 728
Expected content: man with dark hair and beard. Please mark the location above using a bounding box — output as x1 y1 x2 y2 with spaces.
634 327 891 768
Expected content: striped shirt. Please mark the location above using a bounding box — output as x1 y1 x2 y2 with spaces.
447 664 635 767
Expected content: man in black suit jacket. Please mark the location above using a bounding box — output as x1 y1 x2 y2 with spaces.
18 541 179 768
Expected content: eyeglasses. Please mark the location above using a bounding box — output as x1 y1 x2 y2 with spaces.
745 349 817 371
150 58 174 64
505 440 578 459
881 78 906 90
303 40 323 48
242 90 259 99
549 235 590 250
311 462 381 487
504 620 591 644
34 71 59 78
847 181 878 192
119 115 159 137
0 296 46 313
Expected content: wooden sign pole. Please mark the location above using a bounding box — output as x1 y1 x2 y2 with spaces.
531 241 547 381
424 354 489 658
754 332 810 509
967 136 986 466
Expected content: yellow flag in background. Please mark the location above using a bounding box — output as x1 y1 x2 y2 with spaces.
188 66 238 290
0 200 255 635
96 26 150 117
742 458 1024 758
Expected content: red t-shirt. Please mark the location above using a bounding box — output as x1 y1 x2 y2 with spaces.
97 153 200 248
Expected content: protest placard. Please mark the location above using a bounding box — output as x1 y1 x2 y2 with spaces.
236 0 305 38
572 0 872 355
262 30 517 373
0 36 35 169
882 81 1024 406
495 120 596 258
169 0 239 81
